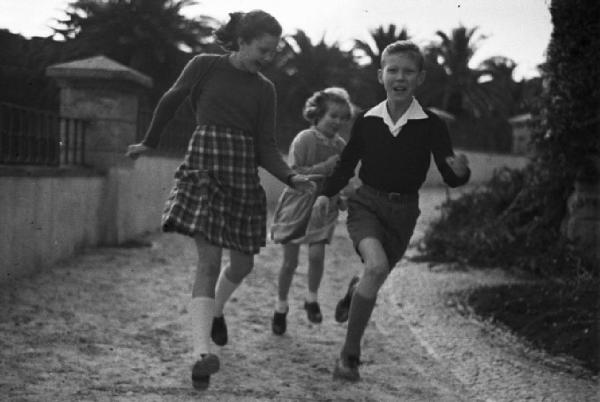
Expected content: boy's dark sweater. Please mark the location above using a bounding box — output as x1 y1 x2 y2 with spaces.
321 110 470 197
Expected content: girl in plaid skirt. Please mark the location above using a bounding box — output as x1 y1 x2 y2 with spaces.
126 10 316 391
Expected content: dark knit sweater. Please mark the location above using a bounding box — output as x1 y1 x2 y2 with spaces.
142 54 294 184
321 110 470 197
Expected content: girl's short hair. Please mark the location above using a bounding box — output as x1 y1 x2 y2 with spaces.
302 87 352 125
214 10 282 51
381 40 424 70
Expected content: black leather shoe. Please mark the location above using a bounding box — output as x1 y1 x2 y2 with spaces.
303 301 323 323
333 354 361 382
191 353 220 390
335 276 359 323
272 309 288 335
211 316 228 346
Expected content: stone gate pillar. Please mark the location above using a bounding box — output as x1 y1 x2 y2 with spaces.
46 55 153 170
46 56 155 245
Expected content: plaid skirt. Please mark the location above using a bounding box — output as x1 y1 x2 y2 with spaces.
162 125 267 254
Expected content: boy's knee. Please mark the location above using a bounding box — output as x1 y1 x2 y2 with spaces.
363 262 389 284
358 264 388 298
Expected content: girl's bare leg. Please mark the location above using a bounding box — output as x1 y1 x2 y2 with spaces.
214 249 254 316
192 236 222 298
307 242 325 298
272 243 300 335
277 243 300 305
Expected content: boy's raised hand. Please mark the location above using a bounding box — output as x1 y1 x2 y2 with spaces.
445 154 469 177
312 195 330 219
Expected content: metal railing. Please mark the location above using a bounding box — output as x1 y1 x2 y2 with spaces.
0 102 87 166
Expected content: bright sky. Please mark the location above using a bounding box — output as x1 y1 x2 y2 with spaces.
0 0 552 79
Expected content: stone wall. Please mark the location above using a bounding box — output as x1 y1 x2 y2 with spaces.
0 157 180 282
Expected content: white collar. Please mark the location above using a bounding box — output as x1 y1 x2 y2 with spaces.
364 98 428 136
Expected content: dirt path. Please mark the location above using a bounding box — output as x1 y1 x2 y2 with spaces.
0 188 595 401
0 189 468 402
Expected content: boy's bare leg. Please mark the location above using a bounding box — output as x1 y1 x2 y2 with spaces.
336 237 389 380
354 237 390 299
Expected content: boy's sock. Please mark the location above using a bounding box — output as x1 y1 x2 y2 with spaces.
189 297 214 359
305 291 318 303
214 269 240 317
276 299 289 313
341 291 376 358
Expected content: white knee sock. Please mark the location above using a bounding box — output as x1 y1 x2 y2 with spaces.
276 299 289 313
189 297 214 359
214 270 240 317
306 291 318 303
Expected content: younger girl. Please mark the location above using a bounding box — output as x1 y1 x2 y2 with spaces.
270 87 353 335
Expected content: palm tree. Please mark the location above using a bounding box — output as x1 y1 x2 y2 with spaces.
264 30 359 148
428 25 497 118
353 24 410 67
0 30 64 109
425 25 523 152
415 49 449 109
478 56 519 116
54 0 217 101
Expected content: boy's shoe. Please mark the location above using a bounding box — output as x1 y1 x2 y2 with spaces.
333 354 361 382
211 316 228 346
335 276 359 323
191 353 220 390
303 301 323 323
272 309 288 335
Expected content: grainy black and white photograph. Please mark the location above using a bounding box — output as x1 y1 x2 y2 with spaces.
0 0 598 400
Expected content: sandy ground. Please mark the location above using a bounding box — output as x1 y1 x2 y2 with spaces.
0 188 597 401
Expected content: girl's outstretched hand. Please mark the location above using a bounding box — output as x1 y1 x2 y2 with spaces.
312 195 330 220
290 174 322 192
125 143 152 160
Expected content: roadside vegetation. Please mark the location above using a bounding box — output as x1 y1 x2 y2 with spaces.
417 0 599 374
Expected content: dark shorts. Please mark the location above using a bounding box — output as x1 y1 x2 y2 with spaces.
346 185 420 269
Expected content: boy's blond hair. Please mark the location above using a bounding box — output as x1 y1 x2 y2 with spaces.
380 40 424 71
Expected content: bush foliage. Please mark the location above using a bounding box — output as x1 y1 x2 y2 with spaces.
418 0 599 278
418 167 592 277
